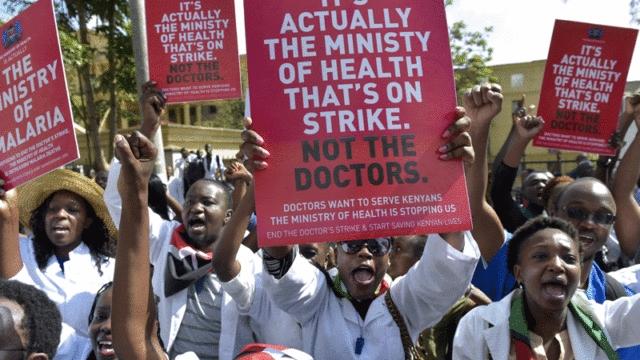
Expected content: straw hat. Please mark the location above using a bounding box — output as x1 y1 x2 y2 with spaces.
17 169 117 239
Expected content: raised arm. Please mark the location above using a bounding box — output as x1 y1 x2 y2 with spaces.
489 113 544 233
613 97 640 258
226 161 250 212
0 182 21 278
392 114 481 339
212 164 254 282
238 117 328 323
112 131 165 360
463 84 506 261
239 117 293 260
104 82 169 260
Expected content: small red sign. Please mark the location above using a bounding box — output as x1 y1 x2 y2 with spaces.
535 20 638 155
0 0 79 189
245 0 471 246
146 0 242 103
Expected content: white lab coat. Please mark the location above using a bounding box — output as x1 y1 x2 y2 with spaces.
105 159 257 359
221 249 304 350
12 237 114 338
262 233 480 360
453 290 640 359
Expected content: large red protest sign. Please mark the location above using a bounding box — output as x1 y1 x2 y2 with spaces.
146 0 242 103
534 20 637 155
0 0 79 189
245 0 471 246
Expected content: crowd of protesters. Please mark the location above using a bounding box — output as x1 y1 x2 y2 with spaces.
3 81 640 360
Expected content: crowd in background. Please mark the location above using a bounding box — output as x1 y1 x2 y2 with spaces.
3 82 640 360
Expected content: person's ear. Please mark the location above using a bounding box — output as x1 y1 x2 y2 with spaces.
27 353 49 360
223 209 233 225
513 264 522 286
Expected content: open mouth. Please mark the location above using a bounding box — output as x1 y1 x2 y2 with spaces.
579 233 596 246
51 225 70 234
352 265 375 286
188 218 206 232
541 278 568 300
97 340 114 358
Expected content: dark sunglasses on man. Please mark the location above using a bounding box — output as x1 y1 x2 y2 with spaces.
562 206 616 225
338 238 392 257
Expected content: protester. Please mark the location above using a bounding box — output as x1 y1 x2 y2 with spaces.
93 171 109 190
466 87 640 358
0 279 62 360
239 110 481 359
211 164 304 350
490 112 550 233
87 282 116 360
454 216 640 359
0 169 117 342
298 242 332 270
541 175 574 216
104 82 259 358
568 154 595 179
110 132 169 360
612 97 640 259
387 234 490 360
388 235 427 279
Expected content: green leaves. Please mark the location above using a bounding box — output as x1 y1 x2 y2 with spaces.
449 21 496 100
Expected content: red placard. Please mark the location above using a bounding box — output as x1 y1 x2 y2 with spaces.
0 0 79 189
146 0 241 103
534 20 638 155
245 0 471 246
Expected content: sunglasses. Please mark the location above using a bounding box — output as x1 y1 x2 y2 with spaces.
338 238 392 256
562 206 615 225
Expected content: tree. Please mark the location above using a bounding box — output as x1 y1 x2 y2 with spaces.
450 21 496 98
3 0 137 172
446 1 496 99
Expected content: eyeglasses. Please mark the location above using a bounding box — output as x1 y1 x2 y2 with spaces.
338 238 392 256
562 206 616 225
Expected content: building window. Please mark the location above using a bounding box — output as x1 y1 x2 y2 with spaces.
511 73 524 88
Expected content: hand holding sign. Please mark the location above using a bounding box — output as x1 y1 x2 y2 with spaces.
240 117 269 171
241 112 476 166
438 113 474 164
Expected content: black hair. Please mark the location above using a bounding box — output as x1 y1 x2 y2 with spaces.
86 282 166 359
30 191 116 275
186 178 233 210
0 280 61 358
148 174 170 220
507 216 580 275
87 282 113 325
